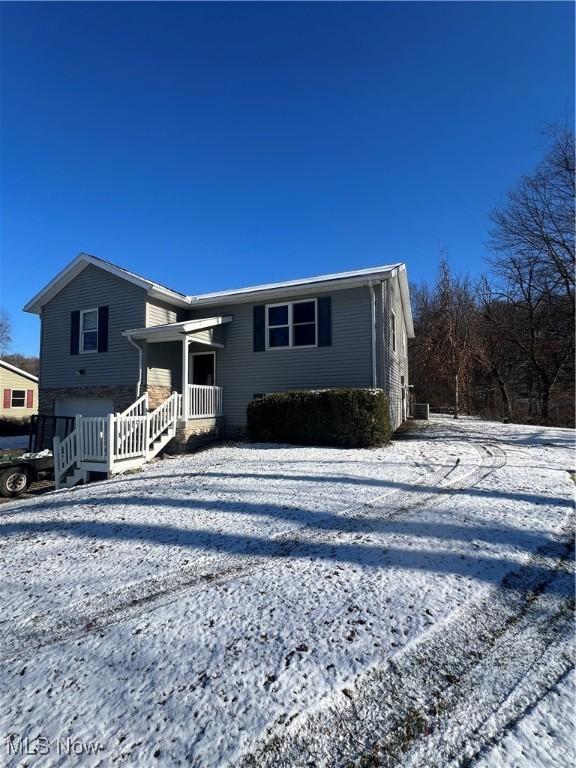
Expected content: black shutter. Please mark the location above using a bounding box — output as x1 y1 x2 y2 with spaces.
317 296 332 346
70 310 80 355
253 305 265 352
97 306 109 353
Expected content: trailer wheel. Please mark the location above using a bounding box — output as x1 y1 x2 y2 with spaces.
0 468 30 497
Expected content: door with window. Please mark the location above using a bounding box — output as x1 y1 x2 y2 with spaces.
190 353 215 386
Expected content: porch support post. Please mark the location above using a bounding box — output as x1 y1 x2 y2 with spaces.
181 336 189 419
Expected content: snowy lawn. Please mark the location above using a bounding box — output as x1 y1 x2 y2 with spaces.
0 417 573 766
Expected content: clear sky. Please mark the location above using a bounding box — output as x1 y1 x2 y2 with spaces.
1 1 574 355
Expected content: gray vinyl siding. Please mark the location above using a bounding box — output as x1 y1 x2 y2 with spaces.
146 342 182 389
144 299 186 388
146 298 185 327
144 328 222 390
40 264 146 389
188 286 374 427
39 263 411 430
377 274 409 429
188 326 224 346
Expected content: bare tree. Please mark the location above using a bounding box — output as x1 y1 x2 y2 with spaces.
476 277 516 421
1 353 39 376
487 126 575 421
436 258 479 418
490 126 574 305
409 257 480 417
0 309 11 355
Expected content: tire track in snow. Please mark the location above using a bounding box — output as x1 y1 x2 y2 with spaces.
0 437 504 662
234 517 574 768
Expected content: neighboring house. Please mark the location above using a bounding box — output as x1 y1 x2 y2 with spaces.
0 360 38 419
24 253 414 486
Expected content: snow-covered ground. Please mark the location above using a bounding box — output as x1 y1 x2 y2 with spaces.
474 670 575 768
0 416 573 766
0 434 29 449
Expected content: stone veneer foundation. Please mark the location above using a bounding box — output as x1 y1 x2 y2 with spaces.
166 417 224 453
144 385 173 410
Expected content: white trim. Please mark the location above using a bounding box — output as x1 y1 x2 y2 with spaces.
191 264 402 304
10 389 27 408
80 307 99 354
181 338 190 418
190 350 216 386
23 252 415 340
125 336 144 397
265 298 318 350
123 315 232 342
368 282 377 387
189 264 414 339
397 265 415 338
24 252 189 315
0 360 38 383
189 337 224 349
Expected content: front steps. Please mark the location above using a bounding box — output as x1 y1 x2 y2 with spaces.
60 466 88 489
53 390 226 489
54 392 180 490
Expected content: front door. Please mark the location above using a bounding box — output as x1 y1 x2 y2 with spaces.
191 353 215 386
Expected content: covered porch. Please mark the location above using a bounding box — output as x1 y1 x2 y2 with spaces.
123 316 231 420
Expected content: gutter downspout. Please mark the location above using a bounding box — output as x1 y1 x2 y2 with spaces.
126 335 143 398
368 281 377 388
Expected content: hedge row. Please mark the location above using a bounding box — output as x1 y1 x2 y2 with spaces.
0 416 32 437
247 388 392 447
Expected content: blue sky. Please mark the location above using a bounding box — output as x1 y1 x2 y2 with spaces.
1 1 574 355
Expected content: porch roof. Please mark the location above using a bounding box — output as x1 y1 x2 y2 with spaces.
122 315 232 344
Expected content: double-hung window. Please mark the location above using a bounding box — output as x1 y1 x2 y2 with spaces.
11 390 26 408
80 308 98 353
266 299 317 349
391 310 397 352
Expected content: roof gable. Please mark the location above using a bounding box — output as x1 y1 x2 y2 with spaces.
23 253 189 315
0 360 38 383
24 253 414 337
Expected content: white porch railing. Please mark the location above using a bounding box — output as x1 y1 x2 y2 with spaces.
149 392 181 443
120 391 148 418
114 415 148 460
79 417 109 461
53 388 223 488
186 384 223 419
53 430 78 482
53 391 181 489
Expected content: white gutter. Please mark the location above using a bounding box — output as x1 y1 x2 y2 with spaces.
396 265 415 337
188 267 401 307
368 281 377 388
125 335 144 397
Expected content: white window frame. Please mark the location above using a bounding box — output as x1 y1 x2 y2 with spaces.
391 310 397 353
80 308 99 354
10 389 27 408
265 298 318 350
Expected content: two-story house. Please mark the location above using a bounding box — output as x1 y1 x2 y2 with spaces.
24 253 413 486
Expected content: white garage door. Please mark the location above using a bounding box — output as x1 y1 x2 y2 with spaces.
55 398 114 418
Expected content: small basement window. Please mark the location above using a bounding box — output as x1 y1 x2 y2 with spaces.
11 389 26 408
266 299 317 349
80 308 98 353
